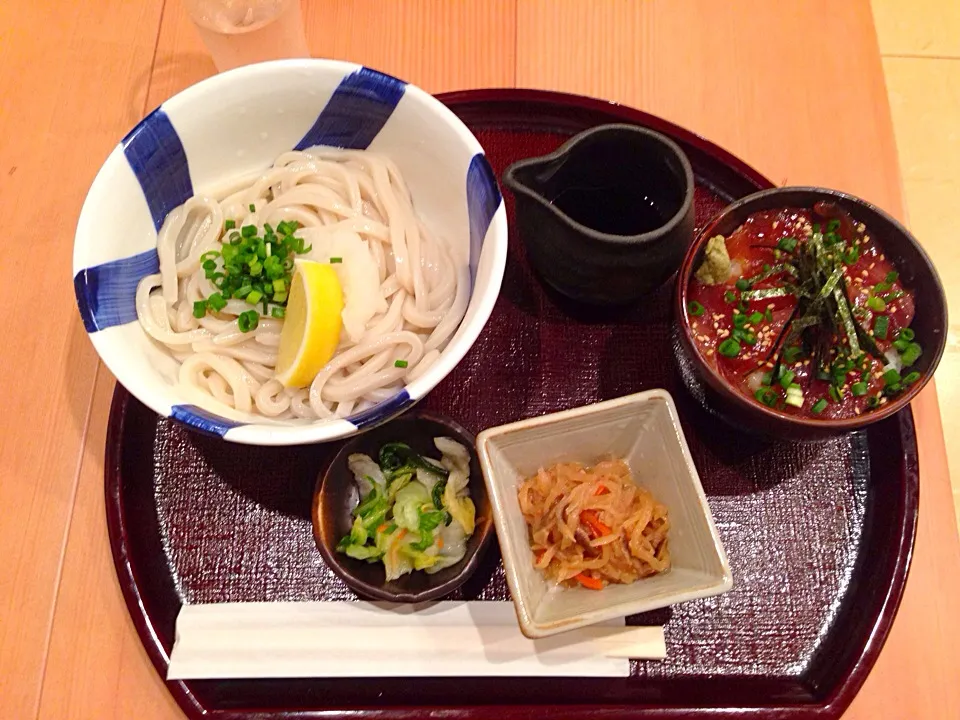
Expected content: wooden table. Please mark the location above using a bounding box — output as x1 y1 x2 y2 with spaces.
2 1 958 718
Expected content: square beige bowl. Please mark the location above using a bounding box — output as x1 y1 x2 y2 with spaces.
476 389 733 639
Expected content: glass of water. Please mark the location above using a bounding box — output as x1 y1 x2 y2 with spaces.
184 0 310 72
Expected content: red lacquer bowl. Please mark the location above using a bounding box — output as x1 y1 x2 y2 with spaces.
675 186 948 440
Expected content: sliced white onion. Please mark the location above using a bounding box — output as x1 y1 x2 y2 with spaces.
883 348 903 373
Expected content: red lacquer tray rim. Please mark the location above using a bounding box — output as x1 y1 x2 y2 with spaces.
104 88 920 720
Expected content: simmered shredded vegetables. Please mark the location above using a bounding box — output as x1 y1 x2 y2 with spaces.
518 459 670 590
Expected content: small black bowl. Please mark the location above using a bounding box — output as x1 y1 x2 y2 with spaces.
503 123 695 305
675 186 948 440
312 412 494 602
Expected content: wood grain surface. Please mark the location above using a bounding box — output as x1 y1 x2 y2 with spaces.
0 2 164 718
2 1 958 718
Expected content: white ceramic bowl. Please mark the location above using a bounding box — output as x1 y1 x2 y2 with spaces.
476 390 733 639
72 59 507 445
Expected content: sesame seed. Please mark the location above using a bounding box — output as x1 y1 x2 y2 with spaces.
868 262 875 270
879 254 886 261
857 223 865 232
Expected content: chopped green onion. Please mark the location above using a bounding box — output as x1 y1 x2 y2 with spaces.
873 315 889 340
826 219 841 232
208 292 227 311
748 311 764 325
755 387 778 407
892 338 910 353
330 257 343 264
273 291 288 303
779 369 796 389
224 219 236 230
851 381 868 396
828 385 842 403
883 368 901 386
881 290 905 302
733 312 747 329
886 271 898 282
271 306 285 319
812 398 828 414
394 359 409 368
248 203 256 212
735 278 751 291
842 246 860 265
903 371 921 385
687 300 705 316
867 395 881 408
241 224 257 237
785 384 804 408
237 309 259 333
246 290 263 305
900 342 922 367
724 290 736 303
235 284 253 298
765 307 773 322
777 236 798 252
718 338 741 357
897 328 915 341
783 345 804 364
867 295 886 312
193 300 206 318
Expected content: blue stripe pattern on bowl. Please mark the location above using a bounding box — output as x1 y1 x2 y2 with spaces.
122 108 193 231
170 404 245 437
466 154 501 285
74 249 160 333
347 389 414 430
294 67 407 151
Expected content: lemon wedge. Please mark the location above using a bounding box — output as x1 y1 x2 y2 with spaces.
275 259 344 388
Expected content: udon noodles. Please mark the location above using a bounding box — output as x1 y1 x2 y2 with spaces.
517 459 670 589
135 148 467 422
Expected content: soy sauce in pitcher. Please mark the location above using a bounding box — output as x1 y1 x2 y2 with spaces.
549 184 671 236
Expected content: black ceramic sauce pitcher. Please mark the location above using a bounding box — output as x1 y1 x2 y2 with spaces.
503 123 695 305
